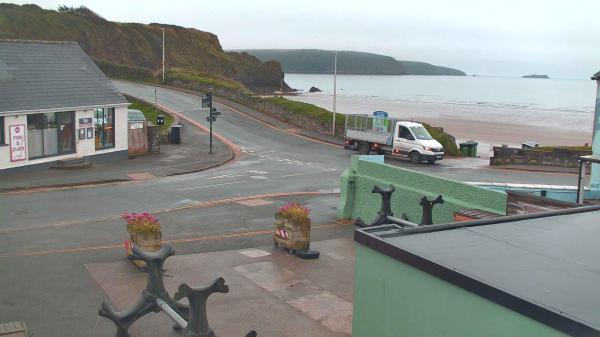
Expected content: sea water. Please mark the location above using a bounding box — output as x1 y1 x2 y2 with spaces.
284 74 596 132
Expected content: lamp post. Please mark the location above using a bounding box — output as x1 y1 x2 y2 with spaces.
332 51 337 136
161 27 165 84
590 71 600 190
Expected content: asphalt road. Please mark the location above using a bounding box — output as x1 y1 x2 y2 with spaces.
0 81 581 337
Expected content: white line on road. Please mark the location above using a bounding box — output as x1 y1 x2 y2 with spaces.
202 170 270 180
204 174 247 180
177 181 248 191
281 169 337 178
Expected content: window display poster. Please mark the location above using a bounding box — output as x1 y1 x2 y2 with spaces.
79 117 93 128
86 127 93 139
79 128 86 140
9 124 26 162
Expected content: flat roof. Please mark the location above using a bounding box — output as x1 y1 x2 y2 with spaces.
355 206 600 337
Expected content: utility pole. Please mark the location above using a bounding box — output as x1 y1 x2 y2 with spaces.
208 94 213 154
332 51 338 136
161 27 165 84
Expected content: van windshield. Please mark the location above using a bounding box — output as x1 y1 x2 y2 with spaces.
410 126 433 140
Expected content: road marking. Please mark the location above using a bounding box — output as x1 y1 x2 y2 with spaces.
1 191 340 234
0 221 353 258
203 170 270 180
281 168 337 178
177 180 247 191
204 174 247 180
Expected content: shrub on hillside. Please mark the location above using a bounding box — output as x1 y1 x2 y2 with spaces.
423 123 459 156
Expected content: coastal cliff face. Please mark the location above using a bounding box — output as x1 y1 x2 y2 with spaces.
238 49 466 76
0 4 286 91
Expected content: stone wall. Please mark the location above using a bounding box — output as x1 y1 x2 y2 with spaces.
338 155 507 223
490 146 591 167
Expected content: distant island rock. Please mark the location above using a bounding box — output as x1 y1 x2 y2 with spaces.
234 49 466 76
308 86 322 93
522 74 549 79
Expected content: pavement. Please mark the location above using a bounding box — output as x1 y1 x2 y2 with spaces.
0 119 232 193
0 81 587 337
87 238 355 337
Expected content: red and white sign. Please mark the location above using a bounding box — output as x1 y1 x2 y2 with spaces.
276 228 289 240
9 124 26 162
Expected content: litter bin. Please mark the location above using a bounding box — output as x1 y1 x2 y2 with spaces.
170 125 181 144
459 140 478 157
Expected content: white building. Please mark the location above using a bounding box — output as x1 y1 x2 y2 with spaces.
0 39 129 172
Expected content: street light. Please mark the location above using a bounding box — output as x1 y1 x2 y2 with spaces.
590 71 600 190
332 51 337 136
161 27 165 84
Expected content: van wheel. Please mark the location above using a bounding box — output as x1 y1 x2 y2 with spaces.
358 142 370 155
410 151 422 164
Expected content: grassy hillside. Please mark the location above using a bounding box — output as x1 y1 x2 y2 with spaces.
0 4 284 91
239 49 466 76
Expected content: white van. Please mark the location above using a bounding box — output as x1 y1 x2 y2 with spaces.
344 116 445 164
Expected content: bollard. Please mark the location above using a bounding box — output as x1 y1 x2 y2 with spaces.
98 244 256 337
419 195 444 225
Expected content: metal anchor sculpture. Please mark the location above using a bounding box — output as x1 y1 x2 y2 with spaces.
355 184 444 228
419 195 444 225
355 185 395 227
99 244 256 337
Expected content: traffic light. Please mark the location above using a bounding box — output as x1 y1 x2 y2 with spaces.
201 94 212 108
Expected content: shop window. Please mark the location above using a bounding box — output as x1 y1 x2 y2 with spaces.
0 116 5 145
27 111 75 159
95 108 115 150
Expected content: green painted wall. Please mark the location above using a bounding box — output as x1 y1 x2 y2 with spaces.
353 244 568 337
338 156 507 223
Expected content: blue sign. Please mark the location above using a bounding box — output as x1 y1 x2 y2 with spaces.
372 111 389 132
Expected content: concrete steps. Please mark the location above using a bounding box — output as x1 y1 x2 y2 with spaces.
50 157 92 170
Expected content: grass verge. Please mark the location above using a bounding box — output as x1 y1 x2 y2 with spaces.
124 95 174 131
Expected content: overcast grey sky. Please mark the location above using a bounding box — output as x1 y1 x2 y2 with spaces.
12 0 600 78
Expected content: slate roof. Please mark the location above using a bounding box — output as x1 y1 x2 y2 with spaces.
356 206 600 336
0 39 128 114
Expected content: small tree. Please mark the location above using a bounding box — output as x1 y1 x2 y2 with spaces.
57 5 104 19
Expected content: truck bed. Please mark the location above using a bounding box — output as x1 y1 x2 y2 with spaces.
346 129 392 145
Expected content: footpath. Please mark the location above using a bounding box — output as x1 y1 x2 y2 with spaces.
0 119 232 193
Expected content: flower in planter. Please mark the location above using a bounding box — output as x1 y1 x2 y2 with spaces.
277 203 311 223
122 212 161 233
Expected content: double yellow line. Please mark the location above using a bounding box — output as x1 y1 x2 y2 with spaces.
1 191 338 234
0 221 352 258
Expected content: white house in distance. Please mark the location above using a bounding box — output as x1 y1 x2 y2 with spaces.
0 39 129 172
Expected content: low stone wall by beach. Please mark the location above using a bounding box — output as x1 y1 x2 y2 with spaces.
169 79 334 135
490 146 591 168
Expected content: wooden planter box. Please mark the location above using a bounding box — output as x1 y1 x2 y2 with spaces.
273 214 311 252
126 231 162 269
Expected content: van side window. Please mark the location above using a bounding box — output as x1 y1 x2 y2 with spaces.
398 126 412 139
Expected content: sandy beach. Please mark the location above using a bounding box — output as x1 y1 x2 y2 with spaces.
287 94 593 157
